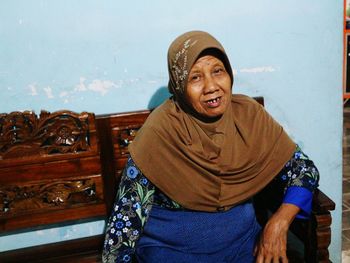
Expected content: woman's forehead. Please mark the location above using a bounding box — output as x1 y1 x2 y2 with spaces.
191 55 224 70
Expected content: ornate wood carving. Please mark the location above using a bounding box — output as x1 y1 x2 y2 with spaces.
0 110 105 232
0 179 97 214
0 110 91 159
116 126 140 156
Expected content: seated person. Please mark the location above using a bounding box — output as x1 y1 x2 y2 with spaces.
102 30 319 263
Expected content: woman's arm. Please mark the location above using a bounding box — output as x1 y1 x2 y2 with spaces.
255 146 320 262
102 157 155 263
279 145 319 217
255 203 299 263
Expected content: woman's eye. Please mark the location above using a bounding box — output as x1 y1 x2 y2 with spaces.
213 67 224 74
190 75 200 82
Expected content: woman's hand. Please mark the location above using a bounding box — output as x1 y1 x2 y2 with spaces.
254 203 300 263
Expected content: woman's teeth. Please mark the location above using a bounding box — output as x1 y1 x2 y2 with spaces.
206 97 221 107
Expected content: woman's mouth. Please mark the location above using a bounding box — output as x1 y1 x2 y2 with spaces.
205 97 221 108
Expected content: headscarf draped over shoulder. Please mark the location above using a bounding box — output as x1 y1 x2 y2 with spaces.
129 31 296 212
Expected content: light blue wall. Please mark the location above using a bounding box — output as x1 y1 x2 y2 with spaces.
0 1 343 261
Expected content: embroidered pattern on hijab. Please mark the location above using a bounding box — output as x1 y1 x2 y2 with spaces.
171 38 198 93
129 30 296 212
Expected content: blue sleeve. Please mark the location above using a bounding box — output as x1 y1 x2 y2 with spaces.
102 157 155 263
277 146 319 219
283 186 313 219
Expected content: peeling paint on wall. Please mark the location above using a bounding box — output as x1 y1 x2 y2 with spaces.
28 83 38 96
75 77 87 92
75 77 120 95
24 77 124 104
43 86 54 99
87 79 118 96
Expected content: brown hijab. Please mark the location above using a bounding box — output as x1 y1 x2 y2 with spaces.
129 31 296 212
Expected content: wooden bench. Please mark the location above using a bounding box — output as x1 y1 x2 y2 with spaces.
0 98 336 262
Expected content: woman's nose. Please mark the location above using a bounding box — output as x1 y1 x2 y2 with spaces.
203 76 218 94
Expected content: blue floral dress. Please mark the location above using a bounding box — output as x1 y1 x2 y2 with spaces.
102 146 319 263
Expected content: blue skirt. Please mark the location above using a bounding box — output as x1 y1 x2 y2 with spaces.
136 201 261 263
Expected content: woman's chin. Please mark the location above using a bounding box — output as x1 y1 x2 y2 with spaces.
203 105 227 118
196 109 225 121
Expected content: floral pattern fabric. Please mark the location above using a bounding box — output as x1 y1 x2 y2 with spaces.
277 145 319 192
102 146 319 263
102 157 154 263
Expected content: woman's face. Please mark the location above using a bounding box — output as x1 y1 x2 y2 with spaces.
185 55 232 119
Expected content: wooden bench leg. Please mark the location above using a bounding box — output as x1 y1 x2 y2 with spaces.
305 212 332 263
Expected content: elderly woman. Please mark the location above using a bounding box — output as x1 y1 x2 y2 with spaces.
102 31 319 263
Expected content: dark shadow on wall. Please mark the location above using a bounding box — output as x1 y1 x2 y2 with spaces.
147 86 171 110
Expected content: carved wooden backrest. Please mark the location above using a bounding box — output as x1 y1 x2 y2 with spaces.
96 110 150 212
0 110 106 232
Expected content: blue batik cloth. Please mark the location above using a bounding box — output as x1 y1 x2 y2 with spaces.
102 146 320 262
136 201 261 263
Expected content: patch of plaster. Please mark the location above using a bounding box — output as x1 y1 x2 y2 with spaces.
43 86 54 99
75 77 87 92
74 77 120 96
24 77 121 104
87 79 117 96
239 66 276 73
28 83 38 96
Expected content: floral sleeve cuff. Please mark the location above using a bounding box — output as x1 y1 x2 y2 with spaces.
283 186 313 219
102 157 155 263
279 146 319 193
